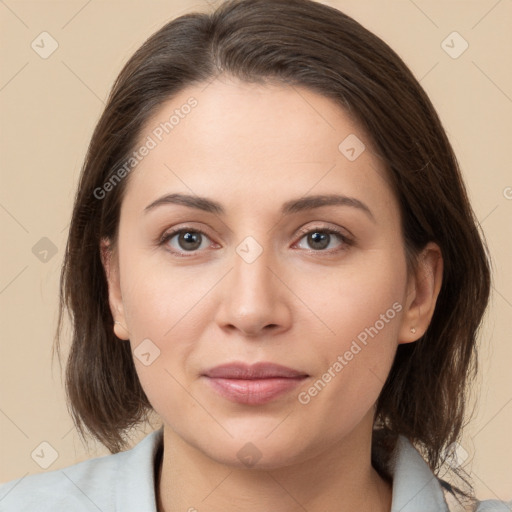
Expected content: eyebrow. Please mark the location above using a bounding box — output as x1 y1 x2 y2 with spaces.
144 193 375 222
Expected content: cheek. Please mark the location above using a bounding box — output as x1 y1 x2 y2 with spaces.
119 254 216 340
333 267 404 352
118 263 204 420
117 254 221 398
293 252 405 431
301 247 406 349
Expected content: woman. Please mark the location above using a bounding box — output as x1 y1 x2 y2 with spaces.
1 0 510 510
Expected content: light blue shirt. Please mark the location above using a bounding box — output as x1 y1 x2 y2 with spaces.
0 428 510 511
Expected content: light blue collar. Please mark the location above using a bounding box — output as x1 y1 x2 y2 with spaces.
390 434 449 511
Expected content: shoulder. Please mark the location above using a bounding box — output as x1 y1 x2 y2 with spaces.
391 435 511 512
474 499 512 512
0 453 121 511
0 428 163 512
0 447 129 511
440 478 511 512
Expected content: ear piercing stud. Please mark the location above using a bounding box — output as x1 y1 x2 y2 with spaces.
410 327 416 334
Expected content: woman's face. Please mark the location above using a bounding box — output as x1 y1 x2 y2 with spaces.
106 77 420 468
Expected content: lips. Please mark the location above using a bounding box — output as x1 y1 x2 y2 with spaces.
203 362 308 379
202 362 309 405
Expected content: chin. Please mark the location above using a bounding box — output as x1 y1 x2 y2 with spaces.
198 430 315 471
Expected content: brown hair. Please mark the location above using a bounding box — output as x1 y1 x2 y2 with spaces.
54 0 490 503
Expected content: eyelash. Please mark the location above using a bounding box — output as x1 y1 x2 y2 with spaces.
158 225 354 258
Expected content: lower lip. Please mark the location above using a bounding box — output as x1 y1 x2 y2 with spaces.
203 376 307 405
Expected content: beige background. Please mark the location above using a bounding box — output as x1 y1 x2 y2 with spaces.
1 0 511 501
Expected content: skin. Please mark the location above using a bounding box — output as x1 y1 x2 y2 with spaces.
102 76 443 512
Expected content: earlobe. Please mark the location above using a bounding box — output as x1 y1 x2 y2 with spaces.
100 238 130 340
113 320 130 340
398 242 443 344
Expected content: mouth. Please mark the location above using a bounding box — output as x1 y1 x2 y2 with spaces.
201 362 309 405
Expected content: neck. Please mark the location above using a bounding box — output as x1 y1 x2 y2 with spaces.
155 424 392 512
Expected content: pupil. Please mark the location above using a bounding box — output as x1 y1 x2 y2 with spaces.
180 232 201 251
309 232 329 250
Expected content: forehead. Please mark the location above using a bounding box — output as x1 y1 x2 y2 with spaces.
122 77 396 217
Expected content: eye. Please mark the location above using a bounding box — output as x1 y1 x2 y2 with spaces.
159 228 214 256
294 227 353 253
158 225 353 257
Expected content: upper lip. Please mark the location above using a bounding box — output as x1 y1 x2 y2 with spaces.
203 362 308 379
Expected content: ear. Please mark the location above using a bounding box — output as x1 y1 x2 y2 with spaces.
398 242 443 344
100 238 130 340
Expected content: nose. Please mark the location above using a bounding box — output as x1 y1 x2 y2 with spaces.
213 245 292 338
